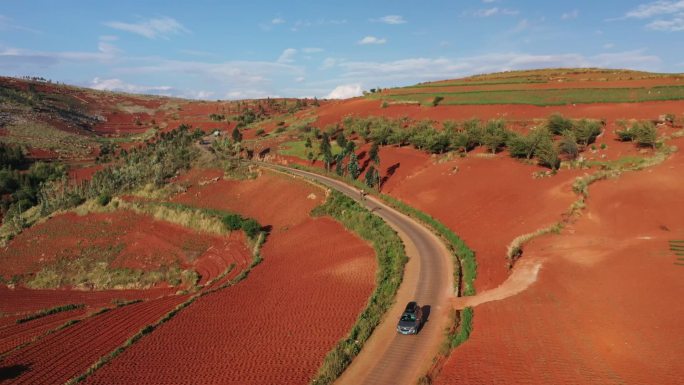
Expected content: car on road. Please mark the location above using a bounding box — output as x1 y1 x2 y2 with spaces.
396 301 422 335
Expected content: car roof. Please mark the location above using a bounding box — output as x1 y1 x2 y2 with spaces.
404 301 418 312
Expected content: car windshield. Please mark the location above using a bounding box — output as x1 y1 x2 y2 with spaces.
400 313 416 322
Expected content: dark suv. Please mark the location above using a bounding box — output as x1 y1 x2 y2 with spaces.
396 301 422 335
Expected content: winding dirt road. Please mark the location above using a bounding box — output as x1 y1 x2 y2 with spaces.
265 165 454 385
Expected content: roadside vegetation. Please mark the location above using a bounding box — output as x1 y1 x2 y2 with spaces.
309 191 407 385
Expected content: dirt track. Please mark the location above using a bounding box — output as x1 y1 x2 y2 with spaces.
267 165 454 385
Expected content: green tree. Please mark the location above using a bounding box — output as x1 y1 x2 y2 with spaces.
336 133 347 151
364 165 379 188
320 133 333 171
368 142 380 164
231 126 243 143
335 154 346 176
348 153 360 179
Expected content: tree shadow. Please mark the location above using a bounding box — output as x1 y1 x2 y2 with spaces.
357 151 367 161
0 364 30 380
258 147 270 159
379 162 401 190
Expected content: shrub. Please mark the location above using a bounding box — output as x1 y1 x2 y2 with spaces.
535 140 560 170
96 193 111 206
255 128 265 136
482 119 509 153
573 119 602 146
222 214 242 231
559 131 579 159
547 113 573 135
240 218 261 239
432 96 444 107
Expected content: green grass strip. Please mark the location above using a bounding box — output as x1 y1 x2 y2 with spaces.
380 85 684 106
310 191 407 385
16 304 85 324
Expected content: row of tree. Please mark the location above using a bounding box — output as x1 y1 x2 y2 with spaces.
338 114 605 170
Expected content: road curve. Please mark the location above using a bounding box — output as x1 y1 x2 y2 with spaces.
264 165 454 385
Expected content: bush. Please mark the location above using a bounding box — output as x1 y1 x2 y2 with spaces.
482 119 509 153
432 96 444 107
240 218 261 239
96 193 111 206
547 113 573 135
616 121 658 148
573 119 602 146
535 140 560 170
559 131 579 159
221 214 242 231
255 128 265 136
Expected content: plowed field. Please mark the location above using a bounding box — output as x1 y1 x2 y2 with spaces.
83 171 377 384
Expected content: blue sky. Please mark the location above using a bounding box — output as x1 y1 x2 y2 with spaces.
1 0 683 99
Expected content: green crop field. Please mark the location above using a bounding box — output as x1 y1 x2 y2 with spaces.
375 85 684 106
278 140 343 160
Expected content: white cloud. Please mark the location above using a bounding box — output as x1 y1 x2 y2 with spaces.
271 17 285 24
90 77 173 94
603 43 616 49
104 16 189 39
621 1 684 32
291 19 347 31
373 15 407 24
295 76 305 83
302 47 324 53
331 50 662 85
326 84 362 99
322 57 337 69
0 14 40 33
358 36 387 45
561 10 579 20
482 0 497 3
625 0 684 18
512 19 530 33
277 48 297 63
471 7 519 17
646 14 684 30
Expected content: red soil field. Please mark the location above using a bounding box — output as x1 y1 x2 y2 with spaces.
435 138 684 384
388 151 581 292
0 286 173 315
314 98 684 127
389 78 684 95
84 171 377 384
0 307 88 355
1 294 189 384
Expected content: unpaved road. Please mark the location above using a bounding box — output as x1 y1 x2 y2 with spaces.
265 165 454 385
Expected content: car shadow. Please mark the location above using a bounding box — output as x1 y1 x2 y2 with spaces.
420 304 431 331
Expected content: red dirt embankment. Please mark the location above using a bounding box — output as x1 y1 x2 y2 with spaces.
435 138 684 384
83 170 377 384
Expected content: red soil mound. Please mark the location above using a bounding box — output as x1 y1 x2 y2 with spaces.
84 171 377 384
435 138 684 385
0 210 247 283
